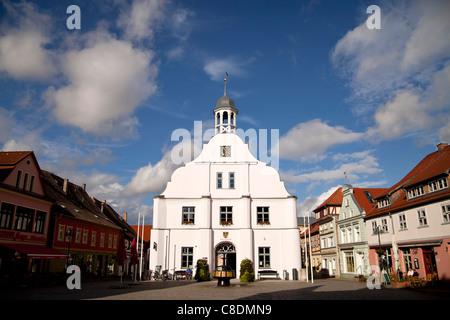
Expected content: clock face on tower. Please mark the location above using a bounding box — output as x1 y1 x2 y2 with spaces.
220 146 231 157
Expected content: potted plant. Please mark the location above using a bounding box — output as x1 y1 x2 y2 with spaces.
220 220 233 226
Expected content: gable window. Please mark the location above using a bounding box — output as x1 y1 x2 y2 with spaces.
417 209 428 227
16 170 22 188
29 175 35 192
399 214 407 230
0 202 14 230
182 206 195 225
220 206 233 225
23 173 29 190
442 204 450 223
257 206 270 224
229 172 235 189
258 247 270 268
181 247 193 268
217 172 223 189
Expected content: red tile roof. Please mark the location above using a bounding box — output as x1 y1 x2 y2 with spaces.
131 225 152 242
0 151 32 165
366 144 450 219
313 187 343 212
313 186 387 214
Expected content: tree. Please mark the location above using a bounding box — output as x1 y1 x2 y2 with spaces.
194 259 211 282
239 258 255 282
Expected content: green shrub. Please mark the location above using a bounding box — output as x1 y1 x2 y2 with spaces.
194 259 211 282
239 259 255 282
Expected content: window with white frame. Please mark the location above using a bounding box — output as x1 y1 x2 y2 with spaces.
181 247 193 268
381 218 389 232
217 172 223 189
399 214 407 230
229 172 235 189
371 221 378 234
407 185 424 199
442 204 450 223
258 247 271 268
182 206 195 225
417 209 428 227
378 197 390 208
346 228 352 244
340 228 347 243
429 177 448 193
354 226 361 242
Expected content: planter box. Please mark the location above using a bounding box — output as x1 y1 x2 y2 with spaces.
389 281 410 287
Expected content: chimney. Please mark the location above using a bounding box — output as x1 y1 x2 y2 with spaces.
63 179 69 193
100 200 106 212
82 183 86 191
437 143 448 152
124 212 127 222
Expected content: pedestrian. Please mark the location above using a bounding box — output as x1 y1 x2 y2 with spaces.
186 266 192 280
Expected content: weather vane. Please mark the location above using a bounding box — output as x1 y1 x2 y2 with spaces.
224 72 229 95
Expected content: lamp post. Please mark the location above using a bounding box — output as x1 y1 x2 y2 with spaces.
375 225 384 284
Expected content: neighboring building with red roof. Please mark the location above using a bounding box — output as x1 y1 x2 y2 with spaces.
365 143 450 282
0 151 66 286
312 185 387 278
337 185 387 279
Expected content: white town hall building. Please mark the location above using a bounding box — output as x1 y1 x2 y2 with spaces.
149 81 301 280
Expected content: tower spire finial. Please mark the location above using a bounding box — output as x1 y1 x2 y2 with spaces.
224 72 228 96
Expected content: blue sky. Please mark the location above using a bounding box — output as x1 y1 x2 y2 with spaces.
1 0 449 225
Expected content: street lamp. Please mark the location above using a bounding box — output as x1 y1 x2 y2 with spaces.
375 225 385 284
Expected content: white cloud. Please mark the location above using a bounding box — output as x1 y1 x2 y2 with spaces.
46 38 157 136
125 150 179 196
297 185 341 217
0 1 55 80
117 0 167 42
366 89 430 140
125 139 203 196
281 150 381 185
277 119 363 162
331 0 450 142
203 57 249 81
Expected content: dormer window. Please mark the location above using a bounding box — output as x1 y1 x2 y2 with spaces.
378 197 390 209
407 185 424 199
428 177 448 193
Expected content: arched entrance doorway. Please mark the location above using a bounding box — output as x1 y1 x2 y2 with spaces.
215 242 236 277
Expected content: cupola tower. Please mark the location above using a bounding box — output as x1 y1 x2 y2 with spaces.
214 74 238 134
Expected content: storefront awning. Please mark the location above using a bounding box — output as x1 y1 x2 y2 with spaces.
0 243 67 259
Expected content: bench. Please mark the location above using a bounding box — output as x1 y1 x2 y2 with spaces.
258 270 279 280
